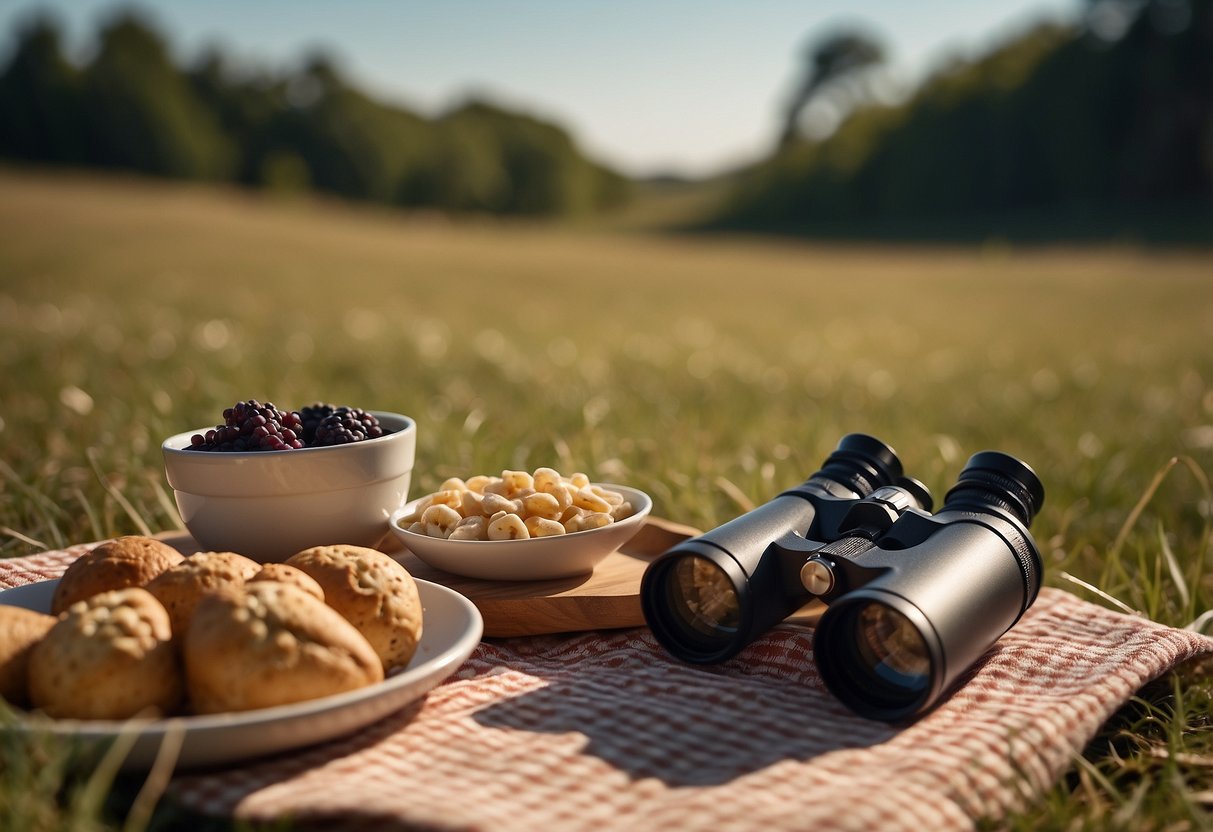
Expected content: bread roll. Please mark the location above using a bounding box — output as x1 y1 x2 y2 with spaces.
52 536 184 615
0 606 56 707
146 551 260 638
185 582 383 713
287 545 423 672
28 588 181 719
249 563 325 601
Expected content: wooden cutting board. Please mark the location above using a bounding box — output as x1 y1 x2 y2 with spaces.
155 516 825 638
391 517 708 637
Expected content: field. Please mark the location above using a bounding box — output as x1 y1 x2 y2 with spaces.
1 166 1212 829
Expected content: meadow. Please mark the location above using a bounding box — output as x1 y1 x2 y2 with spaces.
1 165 1211 829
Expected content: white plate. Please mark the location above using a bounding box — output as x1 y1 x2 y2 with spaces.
389 483 652 581
0 578 482 770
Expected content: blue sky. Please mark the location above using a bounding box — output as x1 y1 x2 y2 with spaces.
0 0 1080 177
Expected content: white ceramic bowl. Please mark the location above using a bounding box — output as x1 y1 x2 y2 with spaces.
388 483 652 581
162 411 416 562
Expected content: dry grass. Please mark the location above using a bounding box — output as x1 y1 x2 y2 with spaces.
1 165 1211 829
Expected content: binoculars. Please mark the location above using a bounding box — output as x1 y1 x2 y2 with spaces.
639 434 1044 721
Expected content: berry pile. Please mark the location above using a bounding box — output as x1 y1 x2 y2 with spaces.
189 400 390 452
299 402 336 445
190 400 305 452
312 406 386 446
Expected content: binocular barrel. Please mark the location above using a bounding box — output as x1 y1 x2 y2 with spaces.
640 434 904 664
639 435 1045 722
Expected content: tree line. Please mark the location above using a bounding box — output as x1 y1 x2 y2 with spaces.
715 0 1212 241
0 13 629 216
1 4 1208 237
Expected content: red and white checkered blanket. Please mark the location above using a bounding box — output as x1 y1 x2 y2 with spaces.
3 546 1210 830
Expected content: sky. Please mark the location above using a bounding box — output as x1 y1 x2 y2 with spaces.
0 0 1081 178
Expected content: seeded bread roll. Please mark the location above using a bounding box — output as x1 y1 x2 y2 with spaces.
28 588 181 720
52 536 185 615
146 551 261 638
185 582 384 713
287 545 423 672
249 563 325 602
0 606 56 707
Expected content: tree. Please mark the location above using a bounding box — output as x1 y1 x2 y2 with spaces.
0 16 84 163
81 13 234 179
777 29 886 150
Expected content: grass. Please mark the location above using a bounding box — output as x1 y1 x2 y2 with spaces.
0 165 1211 829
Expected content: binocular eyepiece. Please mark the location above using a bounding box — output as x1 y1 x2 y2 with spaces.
639 434 1044 721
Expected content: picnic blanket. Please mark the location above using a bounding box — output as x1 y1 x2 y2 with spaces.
3 546 1211 831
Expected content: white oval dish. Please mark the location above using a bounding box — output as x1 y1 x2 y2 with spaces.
0 576 481 770
162 411 416 562
389 483 652 581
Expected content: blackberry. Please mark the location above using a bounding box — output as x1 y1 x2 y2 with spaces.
311 406 386 447
189 399 305 452
298 402 336 445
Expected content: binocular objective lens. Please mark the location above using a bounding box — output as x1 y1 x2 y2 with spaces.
665 556 741 645
830 602 931 713
855 603 930 686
